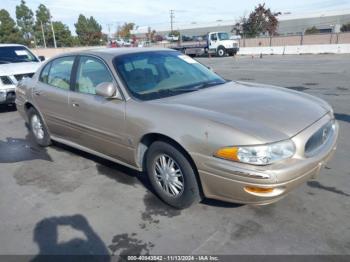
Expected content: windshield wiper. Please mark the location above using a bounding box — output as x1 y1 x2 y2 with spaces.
173 80 226 93
147 81 226 99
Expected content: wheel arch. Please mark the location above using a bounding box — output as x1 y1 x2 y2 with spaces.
217 45 226 51
23 101 50 134
136 133 204 197
217 45 226 56
24 101 35 112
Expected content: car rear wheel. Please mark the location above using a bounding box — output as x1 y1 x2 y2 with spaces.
146 141 201 209
28 107 51 147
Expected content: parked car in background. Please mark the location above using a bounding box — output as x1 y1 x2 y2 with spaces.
0 44 44 106
16 48 338 209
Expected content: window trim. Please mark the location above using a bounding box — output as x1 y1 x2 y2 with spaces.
72 54 125 100
39 61 52 84
38 55 76 91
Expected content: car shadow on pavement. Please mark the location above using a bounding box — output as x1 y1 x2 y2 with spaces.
0 133 52 163
31 214 110 261
52 141 241 209
200 198 243 208
335 113 350 124
0 104 16 113
52 141 154 192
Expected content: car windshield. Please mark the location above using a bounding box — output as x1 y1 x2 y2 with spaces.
114 51 226 100
0 46 39 64
218 33 230 40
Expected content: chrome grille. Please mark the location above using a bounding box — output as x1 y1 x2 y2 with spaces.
305 120 334 156
14 73 34 81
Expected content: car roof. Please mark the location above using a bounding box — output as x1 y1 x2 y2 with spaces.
0 44 26 47
71 47 177 60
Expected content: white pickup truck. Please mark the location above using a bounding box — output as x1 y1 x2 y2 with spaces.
0 44 44 105
173 32 239 57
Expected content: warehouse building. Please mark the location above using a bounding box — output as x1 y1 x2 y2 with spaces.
131 9 350 38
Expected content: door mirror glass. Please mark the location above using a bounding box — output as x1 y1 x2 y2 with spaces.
96 82 117 98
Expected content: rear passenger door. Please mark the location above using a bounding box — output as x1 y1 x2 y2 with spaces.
68 56 130 163
34 56 75 139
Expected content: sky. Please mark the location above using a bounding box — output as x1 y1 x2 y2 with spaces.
2 0 350 34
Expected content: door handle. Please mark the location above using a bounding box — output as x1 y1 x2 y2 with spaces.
72 103 79 108
34 90 43 96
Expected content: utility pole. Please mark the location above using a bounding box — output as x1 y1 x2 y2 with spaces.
170 9 175 34
107 23 113 40
50 16 57 48
40 20 47 48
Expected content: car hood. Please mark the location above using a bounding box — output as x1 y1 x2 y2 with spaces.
0 62 41 76
155 81 329 141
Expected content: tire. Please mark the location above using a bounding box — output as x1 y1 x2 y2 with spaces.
146 141 201 209
217 46 226 57
27 107 51 147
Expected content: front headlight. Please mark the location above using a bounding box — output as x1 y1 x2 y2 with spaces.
214 140 296 165
0 90 7 101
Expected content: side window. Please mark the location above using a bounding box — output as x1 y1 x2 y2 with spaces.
39 63 51 84
76 56 113 95
47 56 75 90
210 34 217 41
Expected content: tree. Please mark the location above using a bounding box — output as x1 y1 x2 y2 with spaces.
0 9 23 44
341 23 350 32
34 4 51 47
171 30 180 37
116 22 135 39
146 27 156 42
47 21 73 47
16 0 34 44
305 26 319 35
75 14 103 46
242 3 281 37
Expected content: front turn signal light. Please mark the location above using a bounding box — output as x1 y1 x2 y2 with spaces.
244 186 274 194
214 147 239 161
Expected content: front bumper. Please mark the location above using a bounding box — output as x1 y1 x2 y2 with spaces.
192 114 338 205
0 87 16 104
226 47 239 54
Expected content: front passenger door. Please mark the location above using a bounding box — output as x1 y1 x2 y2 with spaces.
68 56 130 163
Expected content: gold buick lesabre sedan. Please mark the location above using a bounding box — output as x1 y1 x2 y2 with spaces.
16 48 338 208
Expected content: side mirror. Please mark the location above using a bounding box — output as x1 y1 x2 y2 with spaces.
96 82 121 99
38 56 45 61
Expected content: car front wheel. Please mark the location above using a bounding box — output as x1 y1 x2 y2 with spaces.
217 47 226 57
146 141 201 209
